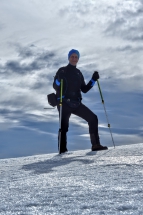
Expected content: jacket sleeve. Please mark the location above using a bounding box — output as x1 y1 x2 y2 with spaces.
80 73 96 93
53 69 61 91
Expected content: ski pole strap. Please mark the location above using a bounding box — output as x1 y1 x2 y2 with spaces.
60 79 63 103
97 80 104 103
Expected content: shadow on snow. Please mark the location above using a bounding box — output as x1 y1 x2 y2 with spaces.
21 150 111 175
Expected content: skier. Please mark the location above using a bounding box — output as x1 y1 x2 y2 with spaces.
53 49 108 153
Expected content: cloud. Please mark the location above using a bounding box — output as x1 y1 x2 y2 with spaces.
110 45 143 52
16 44 56 61
104 1 143 41
0 44 58 75
0 23 5 30
5 60 42 74
17 45 35 58
0 44 61 126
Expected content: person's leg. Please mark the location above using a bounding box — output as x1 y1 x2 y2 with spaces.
72 103 99 142
72 103 108 150
58 131 67 153
57 102 71 153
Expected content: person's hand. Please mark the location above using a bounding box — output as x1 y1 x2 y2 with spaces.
92 71 99 81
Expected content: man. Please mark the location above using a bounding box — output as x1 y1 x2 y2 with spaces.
53 49 108 153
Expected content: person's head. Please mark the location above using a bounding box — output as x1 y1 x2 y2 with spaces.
68 49 80 66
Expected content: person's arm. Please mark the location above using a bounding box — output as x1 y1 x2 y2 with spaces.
80 71 99 93
53 69 62 91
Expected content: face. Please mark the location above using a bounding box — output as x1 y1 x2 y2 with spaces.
69 53 79 66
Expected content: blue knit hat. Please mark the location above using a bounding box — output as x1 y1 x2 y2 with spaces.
68 49 80 59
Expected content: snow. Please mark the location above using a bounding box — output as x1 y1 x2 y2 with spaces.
0 143 143 215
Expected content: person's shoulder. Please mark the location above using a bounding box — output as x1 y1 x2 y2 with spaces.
76 67 82 75
76 67 81 72
57 66 67 72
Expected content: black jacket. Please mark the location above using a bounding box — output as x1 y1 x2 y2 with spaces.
53 64 93 100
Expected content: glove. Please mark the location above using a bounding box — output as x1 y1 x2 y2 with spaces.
92 71 99 81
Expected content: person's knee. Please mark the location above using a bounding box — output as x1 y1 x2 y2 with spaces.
89 114 98 125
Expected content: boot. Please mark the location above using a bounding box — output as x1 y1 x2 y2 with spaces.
90 133 108 151
58 131 68 154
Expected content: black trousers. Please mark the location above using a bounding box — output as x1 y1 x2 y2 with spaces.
57 101 99 150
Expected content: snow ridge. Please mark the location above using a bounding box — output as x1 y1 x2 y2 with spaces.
0 143 143 215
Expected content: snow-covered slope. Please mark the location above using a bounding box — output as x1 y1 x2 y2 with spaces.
0 143 143 215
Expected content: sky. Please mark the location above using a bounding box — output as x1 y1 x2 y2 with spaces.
0 0 143 158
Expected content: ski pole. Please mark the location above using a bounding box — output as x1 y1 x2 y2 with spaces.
58 79 63 154
44 108 55 109
97 79 115 148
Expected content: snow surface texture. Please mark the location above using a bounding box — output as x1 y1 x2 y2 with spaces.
0 143 143 215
